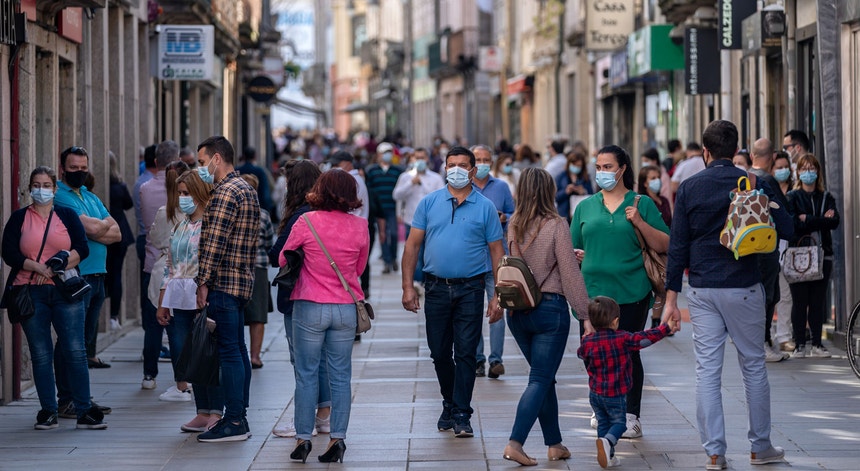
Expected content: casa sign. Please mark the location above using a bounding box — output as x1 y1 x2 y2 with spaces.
586 0 635 51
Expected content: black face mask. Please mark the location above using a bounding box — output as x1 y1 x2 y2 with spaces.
65 170 89 189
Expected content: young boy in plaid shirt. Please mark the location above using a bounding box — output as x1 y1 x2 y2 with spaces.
577 296 678 468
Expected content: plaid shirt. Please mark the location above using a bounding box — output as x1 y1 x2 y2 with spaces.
196 171 261 300
577 324 671 397
256 209 275 268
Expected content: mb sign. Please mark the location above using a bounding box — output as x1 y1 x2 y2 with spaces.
157 25 214 81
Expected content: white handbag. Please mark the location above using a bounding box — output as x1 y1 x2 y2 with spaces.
781 234 824 284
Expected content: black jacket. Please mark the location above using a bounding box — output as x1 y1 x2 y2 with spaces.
786 189 839 256
2 205 90 274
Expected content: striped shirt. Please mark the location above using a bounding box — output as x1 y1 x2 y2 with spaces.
365 164 403 215
196 171 261 300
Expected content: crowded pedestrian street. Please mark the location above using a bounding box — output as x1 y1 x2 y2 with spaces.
0 254 858 471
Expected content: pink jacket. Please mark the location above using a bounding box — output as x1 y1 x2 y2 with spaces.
283 210 369 304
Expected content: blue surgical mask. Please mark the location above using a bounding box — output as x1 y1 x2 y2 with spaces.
799 170 818 185
569 164 582 175
774 168 791 182
446 167 472 189
30 188 54 205
197 162 215 184
414 160 427 172
475 163 491 179
502 164 513 175
179 196 197 215
595 169 620 191
648 178 662 193
381 151 393 163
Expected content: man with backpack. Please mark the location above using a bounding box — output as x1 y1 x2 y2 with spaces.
662 120 793 470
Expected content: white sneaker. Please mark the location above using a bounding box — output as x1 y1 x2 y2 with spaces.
141 375 157 390
808 345 832 358
621 413 642 438
765 344 788 362
315 415 331 434
590 412 598 429
110 318 121 331
272 420 318 438
607 456 621 468
159 386 192 402
790 345 808 359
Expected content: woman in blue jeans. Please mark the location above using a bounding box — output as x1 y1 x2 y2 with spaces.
267 160 328 438
155 170 224 431
1 166 106 430
283 170 369 463
501 168 591 466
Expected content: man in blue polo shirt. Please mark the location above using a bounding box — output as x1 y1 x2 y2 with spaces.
470 145 514 379
54 146 121 417
402 146 505 438
663 120 792 470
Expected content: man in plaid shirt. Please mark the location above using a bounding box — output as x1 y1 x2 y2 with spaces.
578 296 675 468
194 136 261 442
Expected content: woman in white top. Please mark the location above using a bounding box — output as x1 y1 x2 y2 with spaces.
492 152 520 200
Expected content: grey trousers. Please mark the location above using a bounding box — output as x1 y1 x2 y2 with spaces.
687 284 775 457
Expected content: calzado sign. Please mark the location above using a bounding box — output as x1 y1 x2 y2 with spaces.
586 0 635 51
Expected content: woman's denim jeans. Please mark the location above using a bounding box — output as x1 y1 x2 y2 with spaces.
506 293 570 446
168 309 195 382
22 285 91 417
207 291 251 422
292 300 356 440
282 302 331 409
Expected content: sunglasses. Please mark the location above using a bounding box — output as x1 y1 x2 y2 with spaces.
782 144 794 150
62 146 88 157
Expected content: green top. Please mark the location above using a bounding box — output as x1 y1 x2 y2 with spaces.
570 191 670 304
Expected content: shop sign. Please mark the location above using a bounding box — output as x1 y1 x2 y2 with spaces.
479 46 502 73
586 0 635 51
157 25 214 81
506 74 533 96
742 9 785 53
58 8 83 44
609 50 628 88
247 75 278 103
685 27 720 95
719 0 757 49
627 25 684 77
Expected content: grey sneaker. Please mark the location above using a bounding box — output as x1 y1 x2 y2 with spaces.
808 345 831 358
706 455 727 470
750 446 785 465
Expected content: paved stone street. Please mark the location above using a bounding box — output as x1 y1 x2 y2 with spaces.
1 259 859 470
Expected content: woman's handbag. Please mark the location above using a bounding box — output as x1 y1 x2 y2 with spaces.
782 234 825 284
1 209 54 323
633 196 667 297
272 248 304 290
175 308 219 386
302 215 374 334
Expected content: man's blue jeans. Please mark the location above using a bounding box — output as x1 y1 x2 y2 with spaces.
141 271 165 378
55 274 104 405
590 391 627 450
24 285 91 417
292 300 355 440
423 274 484 417
381 212 398 265
476 273 504 365
207 290 251 422
174 308 225 415
506 293 569 445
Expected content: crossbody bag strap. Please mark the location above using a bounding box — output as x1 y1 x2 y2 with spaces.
28 209 55 284
302 214 359 304
632 196 648 251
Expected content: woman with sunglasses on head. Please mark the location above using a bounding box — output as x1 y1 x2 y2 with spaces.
1 167 107 430
785 154 839 359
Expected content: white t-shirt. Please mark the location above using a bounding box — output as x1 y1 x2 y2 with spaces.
671 156 706 184
544 154 568 179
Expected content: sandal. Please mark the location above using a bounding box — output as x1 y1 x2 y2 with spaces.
503 445 537 466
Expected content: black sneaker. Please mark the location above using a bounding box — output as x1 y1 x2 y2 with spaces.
57 401 76 419
437 402 454 431
34 410 58 430
475 360 486 377
488 361 505 379
453 414 473 438
76 406 108 429
197 418 250 442
90 400 112 415
243 417 252 438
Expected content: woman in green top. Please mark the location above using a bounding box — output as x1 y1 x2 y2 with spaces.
570 145 669 439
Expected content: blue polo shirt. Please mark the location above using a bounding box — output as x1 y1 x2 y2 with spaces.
412 186 503 279
474 175 515 255
54 181 110 275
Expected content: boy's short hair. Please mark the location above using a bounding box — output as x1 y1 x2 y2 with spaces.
588 296 621 329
